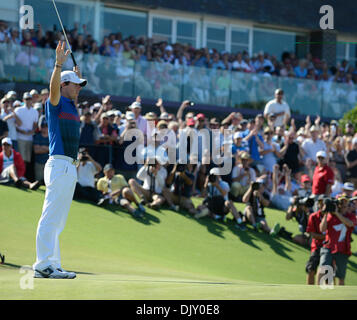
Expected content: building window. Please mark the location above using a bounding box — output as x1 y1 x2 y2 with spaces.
230 27 249 54
349 44 357 68
206 24 226 52
253 28 296 60
176 21 196 46
152 17 172 43
101 8 147 39
25 0 95 35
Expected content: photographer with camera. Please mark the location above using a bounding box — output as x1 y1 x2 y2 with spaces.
162 163 198 215
74 148 104 205
317 196 357 285
97 164 145 217
195 168 246 230
286 195 315 247
305 195 326 285
242 179 280 235
129 156 167 210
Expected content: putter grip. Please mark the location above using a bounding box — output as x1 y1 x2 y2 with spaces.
71 52 77 67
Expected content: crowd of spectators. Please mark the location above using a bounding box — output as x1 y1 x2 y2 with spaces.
1 85 357 284
1 19 357 86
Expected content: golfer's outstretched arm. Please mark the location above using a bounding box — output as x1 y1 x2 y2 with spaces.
49 41 70 106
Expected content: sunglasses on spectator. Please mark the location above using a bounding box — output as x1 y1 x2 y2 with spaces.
159 125 168 129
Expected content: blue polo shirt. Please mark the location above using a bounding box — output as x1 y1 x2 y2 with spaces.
45 96 80 160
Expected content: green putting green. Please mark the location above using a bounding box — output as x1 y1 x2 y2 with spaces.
1 184 357 299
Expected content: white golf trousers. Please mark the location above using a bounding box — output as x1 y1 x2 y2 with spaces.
33 156 77 271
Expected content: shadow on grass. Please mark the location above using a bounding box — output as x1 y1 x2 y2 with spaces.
347 259 357 272
226 221 261 250
0 263 95 275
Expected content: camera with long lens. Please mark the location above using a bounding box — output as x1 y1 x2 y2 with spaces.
79 149 89 162
322 198 338 213
189 101 195 107
176 164 185 172
251 182 260 191
209 174 217 183
292 196 315 208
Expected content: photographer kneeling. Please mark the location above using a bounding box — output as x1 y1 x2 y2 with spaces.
74 148 104 205
195 168 246 230
317 196 357 286
242 180 280 235
286 195 315 247
162 163 198 215
129 156 167 210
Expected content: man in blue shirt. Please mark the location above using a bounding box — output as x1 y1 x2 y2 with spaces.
33 41 87 279
33 115 49 183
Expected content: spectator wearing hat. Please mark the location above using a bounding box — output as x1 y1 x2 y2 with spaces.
1 96 21 151
79 111 101 147
345 137 357 188
231 151 256 200
129 100 147 137
336 182 355 199
40 88 49 107
97 163 145 217
33 115 49 183
263 89 291 128
0 137 39 189
97 112 118 145
297 174 312 198
232 131 249 155
312 151 334 196
93 95 113 124
302 125 327 166
30 89 41 103
14 92 39 166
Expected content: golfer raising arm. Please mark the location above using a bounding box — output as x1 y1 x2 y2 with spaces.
33 41 87 279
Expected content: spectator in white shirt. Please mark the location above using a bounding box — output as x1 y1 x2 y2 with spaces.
15 92 39 164
263 88 291 128
301 125 326 165
129 156 167 210
129 100 148 139
1 96 22 151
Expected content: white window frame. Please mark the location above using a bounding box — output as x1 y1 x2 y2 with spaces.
203 22 228 52
100 6 148 40
252 27 298 56
149 13 200 48
228 24 252 55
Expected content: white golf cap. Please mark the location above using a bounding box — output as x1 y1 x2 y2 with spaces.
23 92 32 99
7 90 17 96
33 103 42 110
60 71 87 87
106 110 115 117
165 45 173 51
316 150 327 159
13 100 22 107
159 112 169 120
30 89 39 95
129 101 141 109
343 182 355 191
125 111 135 120
234 131 244 139
209 167 221 175
1 137 12 145
114 110 122 117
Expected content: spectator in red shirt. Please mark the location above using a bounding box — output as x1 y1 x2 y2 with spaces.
317 196 357 285
305 196 325 285
312 151 334 196
0 137 39 189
